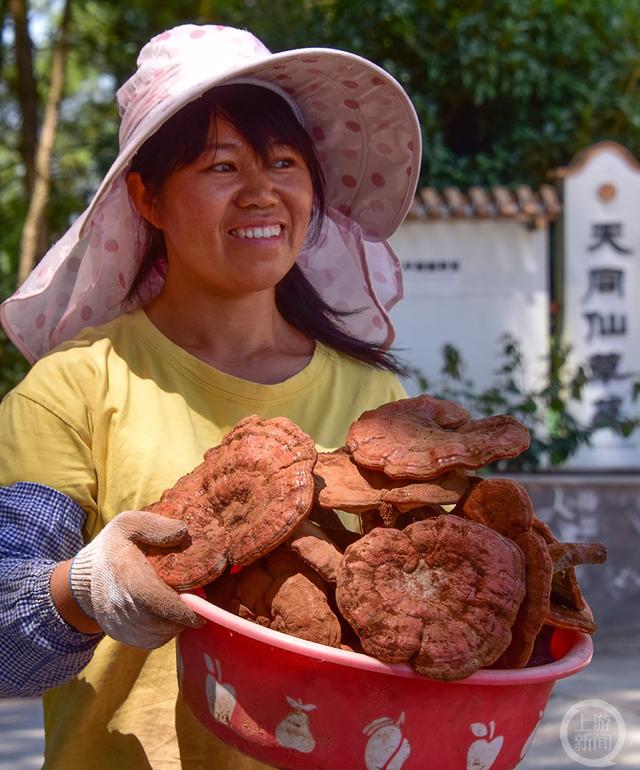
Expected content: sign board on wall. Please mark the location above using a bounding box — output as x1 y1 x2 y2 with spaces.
561 142 640 469
388 219 550 395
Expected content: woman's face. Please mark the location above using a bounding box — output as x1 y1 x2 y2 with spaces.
142 116 314 298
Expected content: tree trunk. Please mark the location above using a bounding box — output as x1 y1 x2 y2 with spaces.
17 0 72 286
8 0 38 197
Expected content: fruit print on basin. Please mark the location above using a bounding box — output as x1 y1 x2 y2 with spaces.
176 598 592 770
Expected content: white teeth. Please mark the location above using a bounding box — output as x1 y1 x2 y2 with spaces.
232 225 282 239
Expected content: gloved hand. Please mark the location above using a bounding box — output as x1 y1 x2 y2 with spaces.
69 510 203 648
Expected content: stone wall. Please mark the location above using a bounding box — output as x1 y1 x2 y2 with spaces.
511 473 640 648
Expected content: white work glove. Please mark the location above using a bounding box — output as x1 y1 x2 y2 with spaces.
69 510 203 648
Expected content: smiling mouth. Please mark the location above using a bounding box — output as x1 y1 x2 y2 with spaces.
229 225 282 239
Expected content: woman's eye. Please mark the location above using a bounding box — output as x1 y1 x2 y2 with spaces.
209 162 234 172
272 158 294 169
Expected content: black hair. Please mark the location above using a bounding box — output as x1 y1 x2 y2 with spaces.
127 83 406 374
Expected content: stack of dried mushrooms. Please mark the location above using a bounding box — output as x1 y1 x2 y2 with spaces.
145 396 606 681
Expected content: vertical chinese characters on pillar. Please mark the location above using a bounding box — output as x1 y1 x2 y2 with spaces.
562 142 640 468
582 217 633 426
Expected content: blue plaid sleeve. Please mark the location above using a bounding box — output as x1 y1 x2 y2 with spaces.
0 482 103 697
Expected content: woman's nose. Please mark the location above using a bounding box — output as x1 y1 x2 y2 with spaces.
235 167 278 208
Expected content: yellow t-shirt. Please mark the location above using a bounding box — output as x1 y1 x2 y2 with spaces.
0 308 406 770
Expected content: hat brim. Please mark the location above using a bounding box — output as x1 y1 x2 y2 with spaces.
1 37 419 363
79 47 422 243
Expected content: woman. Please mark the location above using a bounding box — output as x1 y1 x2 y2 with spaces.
0 23 421 769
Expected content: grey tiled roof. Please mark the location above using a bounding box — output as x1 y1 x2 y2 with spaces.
406 184 562 228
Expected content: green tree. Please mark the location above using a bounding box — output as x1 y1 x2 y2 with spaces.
2 0 640 402
220 0 640 188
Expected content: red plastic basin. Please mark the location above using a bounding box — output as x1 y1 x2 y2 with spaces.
178 592 592 770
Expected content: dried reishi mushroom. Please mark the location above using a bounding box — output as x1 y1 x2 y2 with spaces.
266 543 315 579
358 504 445 533
335 515 526 680
307 505 361 551
551 568 592 615
548 542 607 572
383 473 470 512
546 600 598 635
146 415 317 590
546 543 604 635
271 573 342 647
148 506 230 592
206 546 307 617
314 450 380 512
232 565 274 625
315 449 469 513
531 516 589 612
531 516 557 544
206 546 341 646
530 518 605 632
394 505 446 531
345 396 530 480
522 624 555 667
456 478 534 541
263 549 342 647
151 399 606 675
204 561 273 625
494 530 553 669
288 519 343 583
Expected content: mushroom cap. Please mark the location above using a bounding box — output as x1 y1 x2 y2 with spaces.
146 415 317 589
345 396 530 479
546 546 603 635
288 519 343 583
456 478 534 540
532 519 605 634
315 449 469 513
531 516 557 544
206 545 314 621
270 573 342 647
206 546 342 646
494 529 553 668
335 514 526 680
532 516 588 612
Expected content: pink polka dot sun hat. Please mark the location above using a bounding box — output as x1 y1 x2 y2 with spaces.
1 23 422 363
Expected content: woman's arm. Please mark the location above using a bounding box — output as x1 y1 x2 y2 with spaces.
0 483 103 697
51 559 102 633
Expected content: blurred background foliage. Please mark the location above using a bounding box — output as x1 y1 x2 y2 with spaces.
412 334 640 473
1 0 640 406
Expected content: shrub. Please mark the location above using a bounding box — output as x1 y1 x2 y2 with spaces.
410 332 640 472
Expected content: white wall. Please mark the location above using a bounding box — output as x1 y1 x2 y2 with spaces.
388 219 550 396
